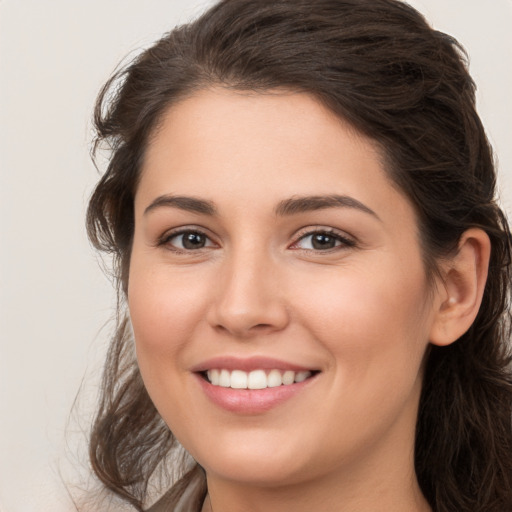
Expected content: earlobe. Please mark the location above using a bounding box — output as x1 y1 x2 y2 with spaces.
429 228 491 347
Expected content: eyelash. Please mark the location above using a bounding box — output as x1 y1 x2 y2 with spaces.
157 228 215 253
157 227 356 253
291 228 356 252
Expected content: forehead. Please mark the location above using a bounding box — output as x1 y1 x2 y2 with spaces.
137 87 413 226
147 88 372 162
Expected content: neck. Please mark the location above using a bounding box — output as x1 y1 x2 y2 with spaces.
203 481 430 512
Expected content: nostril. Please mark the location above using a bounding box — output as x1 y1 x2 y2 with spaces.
253 323 274 330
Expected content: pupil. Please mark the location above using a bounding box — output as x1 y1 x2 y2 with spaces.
183 232 205 249
312 234 335 250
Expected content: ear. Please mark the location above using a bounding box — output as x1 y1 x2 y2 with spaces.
429 228 491 347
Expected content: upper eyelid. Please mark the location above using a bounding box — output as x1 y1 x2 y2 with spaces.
157 226 216 246
291 226 355 243
161 225 212 238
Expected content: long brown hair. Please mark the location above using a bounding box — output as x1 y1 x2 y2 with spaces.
86 1 512 510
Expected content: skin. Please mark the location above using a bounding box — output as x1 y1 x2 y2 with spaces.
128 88 489 512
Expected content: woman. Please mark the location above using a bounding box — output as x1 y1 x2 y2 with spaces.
86 0 512 510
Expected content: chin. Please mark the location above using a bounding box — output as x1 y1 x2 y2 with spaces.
186 427 322 487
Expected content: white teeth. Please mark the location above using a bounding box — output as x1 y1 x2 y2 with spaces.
205 369 314 389
267 369 283 388
230 370 248 389
294 371 311 383
219 369 230 387
282 370 295 386
207 369 220 385
247 370 267 389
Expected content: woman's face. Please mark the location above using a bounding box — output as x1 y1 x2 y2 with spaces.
129 88 442 487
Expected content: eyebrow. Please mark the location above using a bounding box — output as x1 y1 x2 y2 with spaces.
144 195 217 216
143 193 380 220
274 194 380 220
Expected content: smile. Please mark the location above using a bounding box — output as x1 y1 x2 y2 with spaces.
192 357 320 413
206 369 313 389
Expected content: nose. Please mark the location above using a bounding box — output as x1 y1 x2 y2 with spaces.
206 248 290 339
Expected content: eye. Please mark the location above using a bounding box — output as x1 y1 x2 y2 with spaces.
292 229 355 251
161 230 215 251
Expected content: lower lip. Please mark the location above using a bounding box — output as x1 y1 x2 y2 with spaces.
195 373 317 414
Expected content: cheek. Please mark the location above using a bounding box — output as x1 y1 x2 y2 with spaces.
127 266 213 434
294 259 432 381
127 257 211 406
289 262 431 456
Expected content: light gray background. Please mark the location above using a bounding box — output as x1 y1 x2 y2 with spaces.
1 1 511 511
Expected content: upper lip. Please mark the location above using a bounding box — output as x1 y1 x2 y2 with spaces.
190 356 318 373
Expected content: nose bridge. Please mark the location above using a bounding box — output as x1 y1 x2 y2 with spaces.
208 241 288 337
